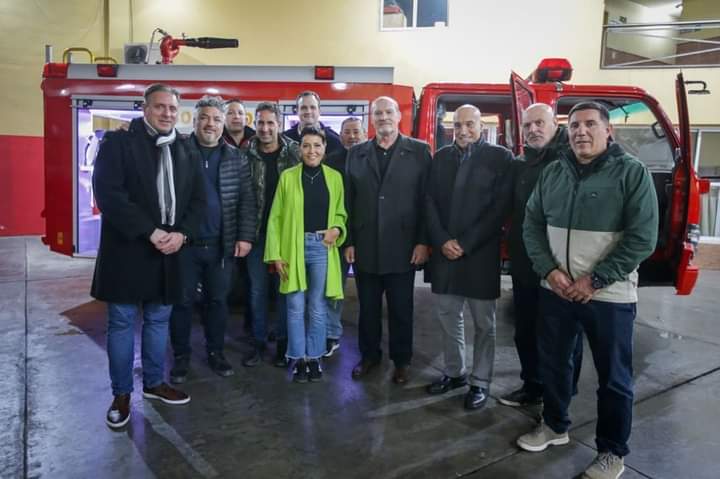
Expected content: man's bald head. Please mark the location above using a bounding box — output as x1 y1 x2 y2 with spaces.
453 104 483 149
522 103 558 149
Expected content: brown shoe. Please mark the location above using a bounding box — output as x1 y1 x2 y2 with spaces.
351 358 380 379
392 365 410 385
106 393 131 429
142 383 191 405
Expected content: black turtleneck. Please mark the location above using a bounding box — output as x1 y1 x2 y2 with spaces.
302 163 329 233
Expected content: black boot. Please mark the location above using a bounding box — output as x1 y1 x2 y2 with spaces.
274 339 288 368
242 341 265 367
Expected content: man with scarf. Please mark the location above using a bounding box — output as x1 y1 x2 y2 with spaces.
92 84 205 429
424 104 513 410
500 103 584 408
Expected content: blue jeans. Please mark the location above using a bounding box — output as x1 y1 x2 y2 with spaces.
107 301 172 396
538 288 636 457
169 242 233 357
326 248 349 340
246 235 287 344
286 234 328 359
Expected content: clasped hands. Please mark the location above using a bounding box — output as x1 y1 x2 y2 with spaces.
150 228 183 255
546 269 596 304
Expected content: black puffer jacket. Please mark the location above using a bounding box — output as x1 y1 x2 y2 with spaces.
188 136 258 256
508 125 568 286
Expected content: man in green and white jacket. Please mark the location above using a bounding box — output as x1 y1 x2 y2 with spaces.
516 101 658 479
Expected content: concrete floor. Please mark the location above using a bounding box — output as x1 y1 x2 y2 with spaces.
2 236 719 479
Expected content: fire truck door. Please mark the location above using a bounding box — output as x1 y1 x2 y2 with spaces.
671 72 701 294
509 72 535 155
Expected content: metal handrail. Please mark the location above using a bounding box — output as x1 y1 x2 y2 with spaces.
601 19 720 69
603 19 720 29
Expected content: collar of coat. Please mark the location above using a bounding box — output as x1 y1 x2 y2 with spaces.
522 124 569 166
246 133 295 161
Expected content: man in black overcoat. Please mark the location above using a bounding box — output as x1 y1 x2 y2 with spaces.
344 96 431 384
91 84 205 428
424 105 513 410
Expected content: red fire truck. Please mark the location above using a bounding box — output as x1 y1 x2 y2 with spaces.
41 57 707 295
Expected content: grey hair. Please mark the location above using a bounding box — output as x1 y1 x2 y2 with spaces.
371 96 400 113
194 95 225 114
144 83 180 103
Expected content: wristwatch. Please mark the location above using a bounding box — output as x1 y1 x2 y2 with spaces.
590 272 608 290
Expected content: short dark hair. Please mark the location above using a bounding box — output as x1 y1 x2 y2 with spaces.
568 101 610 124
296 90 321 107
144 83 180 103
341 117 363 130
224 98 245 112
300 125 327 144
255 101 281 121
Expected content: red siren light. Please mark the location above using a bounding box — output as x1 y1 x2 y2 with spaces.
96 64 119 77
533 58 573 83
314 66 335 81
43 63 69 78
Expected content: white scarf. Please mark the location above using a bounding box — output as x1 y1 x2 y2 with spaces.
144 119 177 226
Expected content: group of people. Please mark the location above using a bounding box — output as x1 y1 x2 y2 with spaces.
92 82 658 479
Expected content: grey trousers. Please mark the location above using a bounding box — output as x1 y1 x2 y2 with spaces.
434 293 496 389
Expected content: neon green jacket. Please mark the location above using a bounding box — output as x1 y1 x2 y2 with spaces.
264 163 347 299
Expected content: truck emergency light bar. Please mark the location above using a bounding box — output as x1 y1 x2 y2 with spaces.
532 58 573 83
41 63 396 83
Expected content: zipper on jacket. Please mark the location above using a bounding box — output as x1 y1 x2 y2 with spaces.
565 179 579 282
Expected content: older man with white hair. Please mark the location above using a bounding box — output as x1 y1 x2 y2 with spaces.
501 103 584 409
344 96 431 384
424 104 514 410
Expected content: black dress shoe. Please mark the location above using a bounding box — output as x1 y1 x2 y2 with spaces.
426 375 468 395
351 358 380 379
170 356 190 384
392 365 410 384
464 386 489 410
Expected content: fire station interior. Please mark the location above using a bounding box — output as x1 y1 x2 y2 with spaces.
5 1 720 478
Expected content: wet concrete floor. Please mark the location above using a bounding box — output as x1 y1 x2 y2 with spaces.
1 236 719 478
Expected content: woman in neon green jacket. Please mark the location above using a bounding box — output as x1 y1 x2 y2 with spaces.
264 126 347 383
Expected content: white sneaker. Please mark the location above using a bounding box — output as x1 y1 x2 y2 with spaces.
581 452 625 479
516 421 570 452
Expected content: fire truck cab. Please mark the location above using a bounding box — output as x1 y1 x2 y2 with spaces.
41 58 705 295
414 58 706 295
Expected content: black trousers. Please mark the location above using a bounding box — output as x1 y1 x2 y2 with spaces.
511 276 583 396
170 243 233 357
355 269 415 366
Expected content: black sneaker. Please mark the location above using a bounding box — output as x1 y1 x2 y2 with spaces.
293 359 308 383
322 338 340 358
307 359 323 382
170 356 190 384
208 351 234 377
274 339 288 368
464 386 489 410
106 394 131 429
498 387 543 407
242 343 265 367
